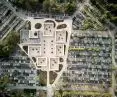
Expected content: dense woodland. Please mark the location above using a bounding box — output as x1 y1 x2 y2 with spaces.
10 0 77 15
0 31 20 57
90 0 117 25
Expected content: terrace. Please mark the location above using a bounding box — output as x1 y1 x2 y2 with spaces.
20 30 41 44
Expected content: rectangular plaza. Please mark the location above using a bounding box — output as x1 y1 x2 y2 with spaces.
20 18 72 71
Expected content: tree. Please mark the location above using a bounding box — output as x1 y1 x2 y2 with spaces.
0 31 20 57
12 0 38 10
65 2 76 14
43 0 50 12
39 71 47 86
58 89 63 97
0 75 9 92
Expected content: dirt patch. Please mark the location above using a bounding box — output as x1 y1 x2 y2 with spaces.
49 71 57 84
39 71 47 86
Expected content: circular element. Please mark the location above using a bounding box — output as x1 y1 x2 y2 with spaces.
35 23 42 29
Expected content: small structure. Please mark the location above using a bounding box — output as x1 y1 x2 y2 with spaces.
37 57 47 67
56 30 66 43
56 44 64 56
28 45 41 57
44 23 55 36
49 58 59 70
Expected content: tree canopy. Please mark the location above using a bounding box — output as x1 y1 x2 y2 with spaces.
0 31 20 57
11 0 77 15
